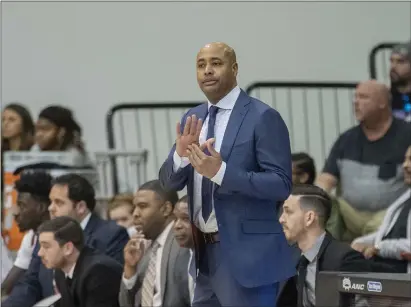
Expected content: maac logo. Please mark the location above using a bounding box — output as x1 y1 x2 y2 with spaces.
342 277 351 291
342 277 365 291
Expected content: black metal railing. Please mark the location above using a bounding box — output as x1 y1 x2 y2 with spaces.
106 81 358 194
369 42 399 81
106 102 201 193
245 81 357 167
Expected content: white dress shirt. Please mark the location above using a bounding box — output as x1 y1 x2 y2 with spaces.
173 86 241 233
1 237 13 283
14 229 36 269
122 221 174 307
65 262 76 279
80 213 92 230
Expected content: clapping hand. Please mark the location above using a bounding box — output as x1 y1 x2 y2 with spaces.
187 138 222 179
176 115 203 157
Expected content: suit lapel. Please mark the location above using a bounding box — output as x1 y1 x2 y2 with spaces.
83 214 99 245
315 232 332 277
69 247 90 299
160 228 177 303
219 90 251 161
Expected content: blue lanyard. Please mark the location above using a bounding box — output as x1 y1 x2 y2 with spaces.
402 94 411 113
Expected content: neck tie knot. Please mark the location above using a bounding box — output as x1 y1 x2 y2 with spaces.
209 105 219 117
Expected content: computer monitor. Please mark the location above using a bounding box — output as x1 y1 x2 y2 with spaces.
316 272 411 307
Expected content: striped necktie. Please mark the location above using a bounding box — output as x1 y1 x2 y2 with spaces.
140 242 160 307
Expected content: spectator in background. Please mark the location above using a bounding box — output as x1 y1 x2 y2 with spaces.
292 152 316 184
173 195 195 302
107 193 137 237
390 41 411 121
352 146 411 273
38 217 123 307
32 105 92 167
1 103 34 152
1 171 52 295
1 103 35 194
316 80 411 240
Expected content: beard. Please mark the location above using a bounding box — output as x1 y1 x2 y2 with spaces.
390 72 410 88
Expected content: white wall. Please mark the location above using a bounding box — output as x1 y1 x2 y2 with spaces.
2 1 410 181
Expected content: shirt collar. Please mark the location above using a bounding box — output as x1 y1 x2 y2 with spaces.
65 262 76 279
303 232 326 263
155 221 174 247
207 85 241 111
80 213 92 230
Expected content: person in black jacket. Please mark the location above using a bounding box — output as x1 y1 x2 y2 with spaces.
3 173 129 307
38 216 122 307
277 184 391 307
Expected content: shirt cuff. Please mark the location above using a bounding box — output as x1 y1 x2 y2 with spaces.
173 150 190 172
211 161 226 186
14 255 31 270
122 273 138 290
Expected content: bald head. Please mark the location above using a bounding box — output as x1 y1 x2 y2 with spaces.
198 42 237 65
196 42 238 104
354 80 391 122
359 80 390 104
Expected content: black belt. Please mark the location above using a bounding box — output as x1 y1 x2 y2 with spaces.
202 231 220 244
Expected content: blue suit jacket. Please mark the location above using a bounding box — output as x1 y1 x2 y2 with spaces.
3 213 129 307
159 90 296 288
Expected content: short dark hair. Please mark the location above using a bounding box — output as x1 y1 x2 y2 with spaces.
14 170 53 204
139 180 179 208
52 174 96 211
291 184 331 228
38 216 84 250
291 152 316 184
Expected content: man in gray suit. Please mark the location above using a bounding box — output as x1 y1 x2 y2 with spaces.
119 180 191 307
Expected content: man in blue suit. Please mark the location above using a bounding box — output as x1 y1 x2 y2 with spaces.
2 173 129 307
159 42 295 307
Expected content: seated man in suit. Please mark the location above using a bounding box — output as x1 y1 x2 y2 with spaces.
119 180 191 307
3 173 129 307
277 184 386 307
352 145 411 273
2 171 52 295
38 216 123 307
173 195 196 302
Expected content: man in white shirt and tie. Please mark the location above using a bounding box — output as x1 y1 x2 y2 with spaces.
119 180 191 307
159 42 294 307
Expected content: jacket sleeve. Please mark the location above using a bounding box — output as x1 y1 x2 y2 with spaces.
219 108 292 201
2 244 43 307
105 226 129 265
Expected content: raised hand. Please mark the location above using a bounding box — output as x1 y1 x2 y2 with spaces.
123 237 146 278
176 115 203 157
